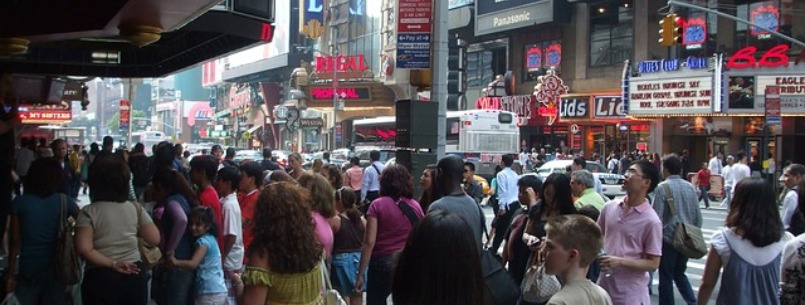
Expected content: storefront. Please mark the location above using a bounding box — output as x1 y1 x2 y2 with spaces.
558 94 650 159
724 43 805 165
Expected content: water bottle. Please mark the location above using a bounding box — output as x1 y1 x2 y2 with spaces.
598 250 613 277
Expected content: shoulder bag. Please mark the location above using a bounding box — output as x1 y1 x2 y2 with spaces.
320 258 347 305
396 198 420 225
664 183 708 259
55 194 81 285
476 204 520 305
132 201 162 268
521 252 561 303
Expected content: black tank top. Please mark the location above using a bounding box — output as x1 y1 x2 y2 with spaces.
333 214 365 254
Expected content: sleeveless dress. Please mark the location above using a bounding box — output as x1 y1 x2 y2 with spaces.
716 229 784 305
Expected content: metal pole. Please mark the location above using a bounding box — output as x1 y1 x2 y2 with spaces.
668 0 805 48
432 0 447 158
127 78 133 148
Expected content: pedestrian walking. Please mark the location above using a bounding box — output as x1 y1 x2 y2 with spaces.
696 162 711 209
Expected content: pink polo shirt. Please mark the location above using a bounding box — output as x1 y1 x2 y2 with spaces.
596 197 663 305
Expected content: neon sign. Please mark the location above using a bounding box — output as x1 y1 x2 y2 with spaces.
533 69 567 126
726 44 790 69
526 46 542 70
750 4 780 36
309 87 371 101
683 17 706 45
638 57 708 73
545 43 562 67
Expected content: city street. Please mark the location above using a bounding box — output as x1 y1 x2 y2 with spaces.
481 199 728 305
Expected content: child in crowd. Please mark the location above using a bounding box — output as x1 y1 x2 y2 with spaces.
169 207 228 305
331 187 366 305
542 215 613 305
215 166 244 305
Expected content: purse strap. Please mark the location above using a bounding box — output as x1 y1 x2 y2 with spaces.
396 198 420 225
59 194 66 232
319 257 333 290
663 183 678 218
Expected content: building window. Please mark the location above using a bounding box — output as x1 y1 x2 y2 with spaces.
467 39 508 88
589 0 634 67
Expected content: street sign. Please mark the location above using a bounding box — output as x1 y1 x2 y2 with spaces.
766 86 781 126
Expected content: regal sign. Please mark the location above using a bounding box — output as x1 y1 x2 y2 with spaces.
314 54 371 79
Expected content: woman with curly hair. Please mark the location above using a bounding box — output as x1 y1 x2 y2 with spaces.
355 165 424 305
320 164 344 190
240 182 325 305
297 173 336 257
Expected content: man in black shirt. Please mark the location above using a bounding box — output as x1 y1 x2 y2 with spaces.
260 148 280 171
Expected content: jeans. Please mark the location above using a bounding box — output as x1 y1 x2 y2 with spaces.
82 262 148 305
699 185 710 208
155 267 194 305
15 269 66 305
724 185 733 208
659 243 696 305
366 255 394 305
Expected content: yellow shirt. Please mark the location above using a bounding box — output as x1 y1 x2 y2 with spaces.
69 152 82 174
242 263 323 305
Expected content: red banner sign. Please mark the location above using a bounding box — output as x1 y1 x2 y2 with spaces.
726 44 790 69
119 99 130 129
397 0 432 33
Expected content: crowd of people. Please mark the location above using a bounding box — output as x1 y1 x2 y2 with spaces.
6 132 805 305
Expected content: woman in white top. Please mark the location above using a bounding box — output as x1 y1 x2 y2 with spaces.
697 177 793 305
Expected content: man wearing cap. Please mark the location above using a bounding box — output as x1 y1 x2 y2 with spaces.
721 155 735 207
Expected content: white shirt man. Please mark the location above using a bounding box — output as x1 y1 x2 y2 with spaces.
708 153 723 175
722 156 735 205
731 154 751 188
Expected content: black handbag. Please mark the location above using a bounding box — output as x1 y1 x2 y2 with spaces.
477 204 520 305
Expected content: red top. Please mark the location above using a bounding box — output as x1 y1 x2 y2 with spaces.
198 186 223 249
238 189 260 252
697 169 711 187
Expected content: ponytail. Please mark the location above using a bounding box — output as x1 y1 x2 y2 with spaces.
336 187 363 227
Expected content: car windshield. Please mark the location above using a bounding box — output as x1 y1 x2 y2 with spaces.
586 163 607 173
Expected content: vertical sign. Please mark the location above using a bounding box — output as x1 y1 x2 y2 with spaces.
119 99 131 130
765 86 781 126
300 0 325 39
396 0 432 69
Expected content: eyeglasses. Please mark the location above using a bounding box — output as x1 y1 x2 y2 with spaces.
624 169 646 179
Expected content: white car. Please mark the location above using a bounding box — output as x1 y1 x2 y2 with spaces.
530 159 626 199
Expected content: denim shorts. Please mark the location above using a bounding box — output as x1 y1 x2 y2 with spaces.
331 252 366 295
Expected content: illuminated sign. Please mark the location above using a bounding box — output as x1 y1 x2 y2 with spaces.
533 69 567 125
120 99 130 129
684 17 707 45
19 110 71 124
594 96 626 119
727 44 791 69
309 87 371 101
314 54 370 79
475 95 535 120
260 23 274 42
750 4 779 36
300 0 325 39
525 46 542 70
629 76 713 114
638 57 707 73
558 96 588 118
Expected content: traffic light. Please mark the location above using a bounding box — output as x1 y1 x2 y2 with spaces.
447 38 467 110
671 14 684 45
658 14 675 47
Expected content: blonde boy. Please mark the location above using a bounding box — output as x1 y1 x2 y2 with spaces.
542 215 613 305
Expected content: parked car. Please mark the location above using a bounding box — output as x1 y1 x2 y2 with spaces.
530 159 626 199
234 150 263 164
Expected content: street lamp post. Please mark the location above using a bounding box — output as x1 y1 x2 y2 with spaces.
297 46 342 150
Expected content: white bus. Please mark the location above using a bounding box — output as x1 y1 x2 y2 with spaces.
352 109 520 162
131 131 168 155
